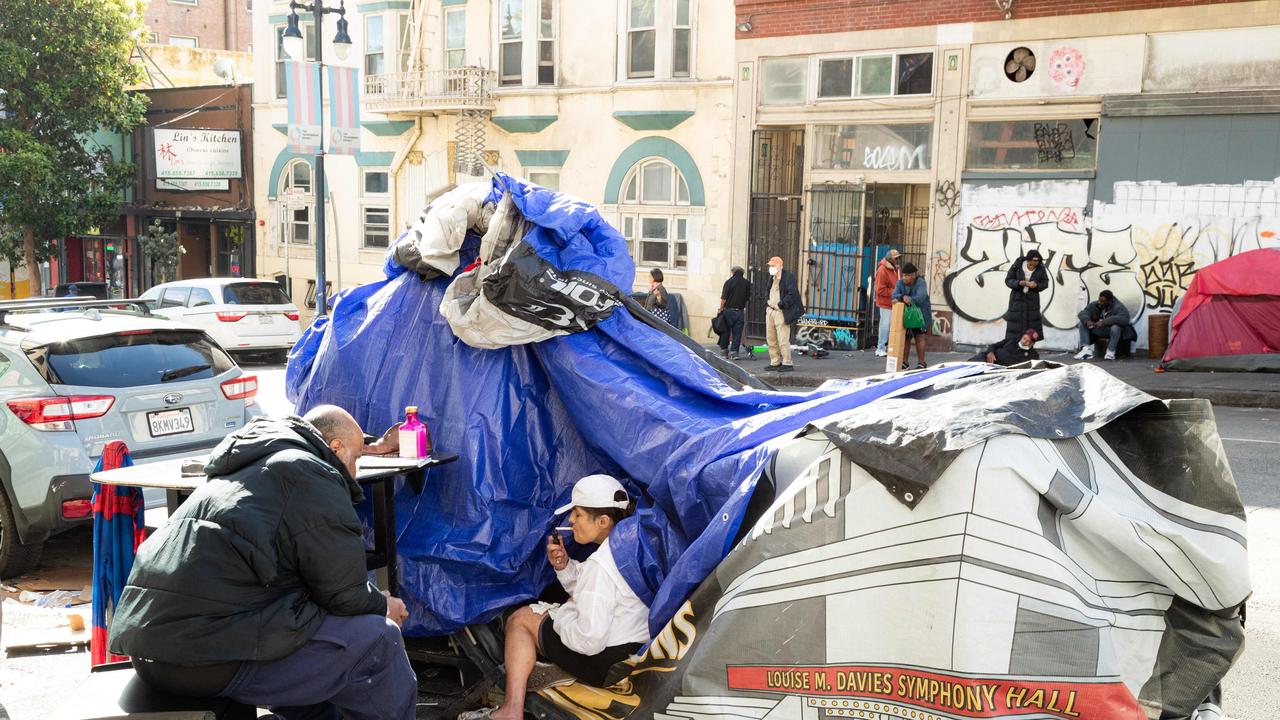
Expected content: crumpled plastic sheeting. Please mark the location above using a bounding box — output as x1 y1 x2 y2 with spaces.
287 173 990 636
392 182 494 279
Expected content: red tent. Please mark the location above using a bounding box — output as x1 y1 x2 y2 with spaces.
1162 248 1280 371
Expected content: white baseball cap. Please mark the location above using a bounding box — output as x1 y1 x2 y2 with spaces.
555 474 630 515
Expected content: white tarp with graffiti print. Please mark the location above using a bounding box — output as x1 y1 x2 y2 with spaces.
943 179 1280 350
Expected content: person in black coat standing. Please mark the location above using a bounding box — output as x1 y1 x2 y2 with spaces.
1003 249 1048 342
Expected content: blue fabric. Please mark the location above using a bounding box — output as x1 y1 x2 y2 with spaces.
91 445 144 664
288 173 985 636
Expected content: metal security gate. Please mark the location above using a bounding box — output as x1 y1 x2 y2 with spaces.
802 184 867 348
796 183 932 350
746 128 804 339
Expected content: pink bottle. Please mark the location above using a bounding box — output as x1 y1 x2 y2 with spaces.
398 406 432 459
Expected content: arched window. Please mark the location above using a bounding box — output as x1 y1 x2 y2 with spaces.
618 158 691 268
278 159 314 245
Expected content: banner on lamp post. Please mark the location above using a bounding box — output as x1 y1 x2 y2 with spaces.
327 66 361 155
285 60 322 154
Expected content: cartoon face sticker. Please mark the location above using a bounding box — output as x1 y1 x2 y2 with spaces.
1049 47 1085 91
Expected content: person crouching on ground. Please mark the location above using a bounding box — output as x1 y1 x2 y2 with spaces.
109 406 415 720
973 329 1041 366
1073 289 1137 361
463 475 648 720
891 262 933 370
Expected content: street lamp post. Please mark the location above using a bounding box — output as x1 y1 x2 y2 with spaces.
283 0 351 316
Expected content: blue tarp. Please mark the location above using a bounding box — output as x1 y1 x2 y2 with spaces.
287 174 981 636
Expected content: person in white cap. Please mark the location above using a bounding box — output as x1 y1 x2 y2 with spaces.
460 475 649 720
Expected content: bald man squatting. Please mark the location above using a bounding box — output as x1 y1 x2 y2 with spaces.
108 406 417 720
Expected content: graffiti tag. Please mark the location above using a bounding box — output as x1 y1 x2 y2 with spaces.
863 144 927 171
943 221 1144 330
970 208 1081 231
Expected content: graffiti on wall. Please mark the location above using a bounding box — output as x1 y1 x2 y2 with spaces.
1131 218 1280 312
943 221 1144 330
794 322 857 351
1048 47 1085 92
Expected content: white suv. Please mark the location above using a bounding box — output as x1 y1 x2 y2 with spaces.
141 279 302 362
0 299 261 577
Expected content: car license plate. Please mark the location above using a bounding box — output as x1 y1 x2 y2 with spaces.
148 408 194 437
258 313 273 325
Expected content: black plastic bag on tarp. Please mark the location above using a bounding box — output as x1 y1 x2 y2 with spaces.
481 239 623 333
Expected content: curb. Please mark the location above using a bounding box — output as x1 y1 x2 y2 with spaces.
765 373 1280 409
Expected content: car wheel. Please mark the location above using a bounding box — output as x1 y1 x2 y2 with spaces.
0 489 44 579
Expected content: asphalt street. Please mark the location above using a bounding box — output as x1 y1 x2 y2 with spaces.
0 367 1276 718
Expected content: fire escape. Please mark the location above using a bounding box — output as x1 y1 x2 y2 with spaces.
363 0 495 175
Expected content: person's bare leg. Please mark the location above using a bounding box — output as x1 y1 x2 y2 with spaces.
492 607 543 720
916 336 927 366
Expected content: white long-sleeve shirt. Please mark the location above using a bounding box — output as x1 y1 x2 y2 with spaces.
550 538 650 656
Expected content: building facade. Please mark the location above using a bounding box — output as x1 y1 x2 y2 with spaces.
732 0 1280 351
252 0 736 324
142 0 253 52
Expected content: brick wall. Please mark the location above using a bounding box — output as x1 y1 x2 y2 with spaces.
144 0 253 52
734 0 1248 39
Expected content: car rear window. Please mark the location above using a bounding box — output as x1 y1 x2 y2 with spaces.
223 283 291 306
25 330 236 389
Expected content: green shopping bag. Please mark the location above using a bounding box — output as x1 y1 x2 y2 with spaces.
902 303 925 330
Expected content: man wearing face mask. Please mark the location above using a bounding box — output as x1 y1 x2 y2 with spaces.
763 256 804 372
109 406 417 720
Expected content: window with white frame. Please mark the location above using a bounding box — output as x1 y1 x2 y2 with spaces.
445 7 466 69
759 57 806 105
525 169 560 190
279 160 314 245
618 158 691 269
627 0 655 78
672 0 691 78
275 22 316 99
399 13 413 72
497 0 556 87
361 169 392 248
816 51 934 99
365 15 385 76
169 35 198 48
623 0 694 81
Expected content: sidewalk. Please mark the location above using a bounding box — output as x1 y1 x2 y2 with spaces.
718 345 1280 408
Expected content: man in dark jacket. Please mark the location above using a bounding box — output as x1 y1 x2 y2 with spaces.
1073 289 1137 360
109 406 416 720
718 266 751 360
764 256 804 372
972 329 1041 366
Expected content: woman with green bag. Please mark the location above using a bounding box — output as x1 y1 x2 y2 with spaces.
891 262 932 370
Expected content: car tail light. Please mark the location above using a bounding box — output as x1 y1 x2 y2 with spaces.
216 312 248 322
5 395 116 431
221 375 258 401
62 499 92 519
284 311 300 321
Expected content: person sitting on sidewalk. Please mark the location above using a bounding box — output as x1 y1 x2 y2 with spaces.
1073 290 1137 361
109 407 416 720
973 329 1041 366
464 475 648 720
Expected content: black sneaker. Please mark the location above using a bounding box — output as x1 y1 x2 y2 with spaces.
764 364 780 371
779 365 794 372
915 362 927 369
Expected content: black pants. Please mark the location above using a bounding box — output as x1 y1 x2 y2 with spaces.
718 308 745 353
538 615 642 688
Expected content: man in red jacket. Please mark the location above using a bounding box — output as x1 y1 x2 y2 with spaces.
874 249 901 357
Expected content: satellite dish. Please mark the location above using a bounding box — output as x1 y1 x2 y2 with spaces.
213 58 237 83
